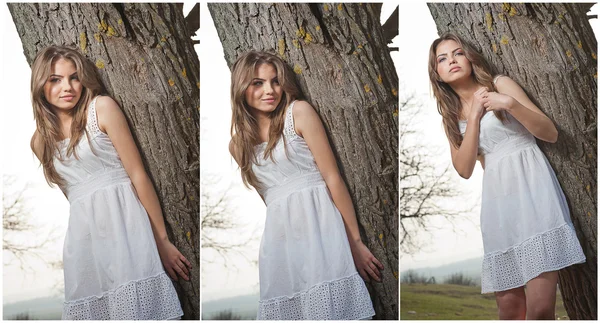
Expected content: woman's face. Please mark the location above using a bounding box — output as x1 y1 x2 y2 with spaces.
43 58 82 113
435 39 472 83
244 63 282 116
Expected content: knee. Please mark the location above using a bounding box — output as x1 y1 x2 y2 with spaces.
527 303 555 320
497 298 526 320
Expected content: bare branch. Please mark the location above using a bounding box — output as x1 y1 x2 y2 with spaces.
201 174 258 272
399 92 475 255
3 176 61 272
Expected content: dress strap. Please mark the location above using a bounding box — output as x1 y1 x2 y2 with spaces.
86 96 102 137
493 74 504 85
283 100 300 140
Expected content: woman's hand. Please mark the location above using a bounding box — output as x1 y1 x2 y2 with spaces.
157 239 193 281
483 91 515 112
468 87 489 122
350 241 384 283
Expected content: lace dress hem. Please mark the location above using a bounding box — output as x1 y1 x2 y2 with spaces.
481 223 586 293
63 271 183 320
257 272 375 320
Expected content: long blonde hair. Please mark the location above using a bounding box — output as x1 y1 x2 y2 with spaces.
230 51 301 189
30 45 105 186
428 32 504 149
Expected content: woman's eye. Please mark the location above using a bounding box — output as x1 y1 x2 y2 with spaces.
456 52 464 56
71 76 79 81
438 57 446 63
253 81 263 86
273 79 280 85
50 78 60 83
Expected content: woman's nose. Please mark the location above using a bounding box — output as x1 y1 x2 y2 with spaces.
264 83 273 94
63 81 72 91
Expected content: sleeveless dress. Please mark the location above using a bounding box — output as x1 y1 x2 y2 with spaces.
458 77 586 293
55 96 183 319
253 101 375 320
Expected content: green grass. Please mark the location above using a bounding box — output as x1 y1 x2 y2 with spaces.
400 284 568 320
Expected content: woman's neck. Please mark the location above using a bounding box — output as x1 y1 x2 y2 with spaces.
450 77 481 104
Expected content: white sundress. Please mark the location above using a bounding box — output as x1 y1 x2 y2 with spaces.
458 79 586 293
55 96 183 319
253 101 375 320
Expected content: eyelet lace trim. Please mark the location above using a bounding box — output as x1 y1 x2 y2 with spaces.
283 100 300 141
86 96 102 138
62 272 183 320
481 223 586 293
257 272 375 320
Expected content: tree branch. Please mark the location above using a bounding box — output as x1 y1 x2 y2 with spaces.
185 3 200 38
381 5 399 44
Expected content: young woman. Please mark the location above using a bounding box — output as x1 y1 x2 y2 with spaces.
29 45 191 320
228 51 383 320
429 33 586 319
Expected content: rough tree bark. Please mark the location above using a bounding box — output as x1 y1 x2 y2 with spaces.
428 3 597 319
8 3 200 319
209 3 398 319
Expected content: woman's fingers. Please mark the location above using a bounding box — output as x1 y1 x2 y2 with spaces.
373 257 384 270
166 267 178 281
365 264 380 282
368 262 381 279
180 255 193 269
173 261 189 281
359 269 370 283
176 258 189 276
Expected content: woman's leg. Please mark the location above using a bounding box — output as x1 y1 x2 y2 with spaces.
525 271 558 320
495 287 526 319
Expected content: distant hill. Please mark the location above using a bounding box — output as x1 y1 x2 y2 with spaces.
3 295 63 320
401 256 483 284
202 293 259 320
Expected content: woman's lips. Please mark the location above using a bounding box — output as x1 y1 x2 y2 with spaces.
450 66 461 72
62 96 75 102
262 98 276 103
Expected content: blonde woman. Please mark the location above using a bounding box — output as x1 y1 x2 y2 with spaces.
229 51 382 320
428 33 586 319
30 45 191 320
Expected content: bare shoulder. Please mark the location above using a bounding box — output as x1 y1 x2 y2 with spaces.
95 96 126 133
291 100 321 136
30 130 43 160
494 75 523 94
291 100 317 119
95 95 122 116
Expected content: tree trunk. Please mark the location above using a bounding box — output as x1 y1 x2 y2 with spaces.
428 3 597 319
208 3 399 319
8 3 200 319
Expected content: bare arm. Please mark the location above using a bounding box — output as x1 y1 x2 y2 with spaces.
449 87 488 179
486 76 558 143
96 96 191 281
293 101 384 282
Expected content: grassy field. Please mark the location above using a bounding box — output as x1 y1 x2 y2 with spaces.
401 284 568 320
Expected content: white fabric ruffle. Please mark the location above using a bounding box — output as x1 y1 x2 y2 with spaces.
63 272 183 320
481 224 586 293
257 272 375 320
